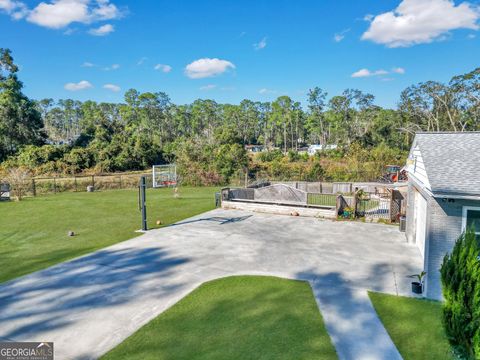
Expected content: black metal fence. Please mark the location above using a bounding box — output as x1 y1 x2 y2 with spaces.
306 193 338 207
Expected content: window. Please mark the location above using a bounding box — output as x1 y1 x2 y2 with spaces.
462 206 480 236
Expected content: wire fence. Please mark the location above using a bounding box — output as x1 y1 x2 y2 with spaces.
7 171 153 198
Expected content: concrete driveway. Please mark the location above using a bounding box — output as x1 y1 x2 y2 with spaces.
0 209 423 360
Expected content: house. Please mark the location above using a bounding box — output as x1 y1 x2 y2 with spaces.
405 132 480 300
244 145 265 153
307 144 337 156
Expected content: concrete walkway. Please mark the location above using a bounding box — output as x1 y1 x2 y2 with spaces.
0 209 422 359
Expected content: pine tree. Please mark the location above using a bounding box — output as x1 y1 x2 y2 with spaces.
441 228 480 359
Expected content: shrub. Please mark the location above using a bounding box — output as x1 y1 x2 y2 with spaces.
440 228 480 359
4 167 30 201
62 147 94 174
287 150 300 162
299 152 309 162
257 149 283 162
175 138 247 186
305 162 325 181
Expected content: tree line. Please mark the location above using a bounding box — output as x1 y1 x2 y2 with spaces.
0 47 479 184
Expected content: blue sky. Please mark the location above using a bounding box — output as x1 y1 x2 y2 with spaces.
1 0 480 108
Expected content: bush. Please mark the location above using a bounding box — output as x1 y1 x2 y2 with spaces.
287 150 300 162
305 162 325 181
175 138 247 186
4 167 30 201
440 228 480 359
62 147 94 174
257 149 283 162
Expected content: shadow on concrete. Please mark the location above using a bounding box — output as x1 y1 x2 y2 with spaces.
169 215 252 227
0 246 190 340
295 267 403 360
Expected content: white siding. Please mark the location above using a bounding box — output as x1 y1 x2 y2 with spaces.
414 190 428 259
406 144 431 191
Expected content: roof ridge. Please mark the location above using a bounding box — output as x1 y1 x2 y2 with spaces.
415 131 480 134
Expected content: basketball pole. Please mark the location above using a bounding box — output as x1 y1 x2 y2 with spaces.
139 176 148 231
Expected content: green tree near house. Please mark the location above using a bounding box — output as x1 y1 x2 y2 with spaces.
440 228 480 359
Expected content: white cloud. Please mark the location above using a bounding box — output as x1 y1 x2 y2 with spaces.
362 0 480 47
392 67 406 74
12 0 123 29
63 27 76 35
0 0 17 12
28 0 89 28
81 61 95 67
88 23 114 36
258 88 276 94
185 58 235 79
199 84 216 91
154 63 172 73
363 14 374 22
103 83 120 92
64 80 92 91
0 0 28 19
103 63 119 70
253 36 267 50
334 29 350 42
351 68 389 78
92 1 119 20
334 33 345 42
137 57 147 65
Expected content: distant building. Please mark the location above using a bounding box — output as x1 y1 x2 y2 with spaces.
245 145 266 153
307 144 337 156
45 136 79 146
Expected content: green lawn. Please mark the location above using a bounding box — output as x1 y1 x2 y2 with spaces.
0 187 218 283
101 276 337 360
369 292 452 360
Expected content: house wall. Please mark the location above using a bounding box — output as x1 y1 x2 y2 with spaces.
425 197 479 300
405 182 416 244
405 177 480 300
405 178 431 246
406 144 431 190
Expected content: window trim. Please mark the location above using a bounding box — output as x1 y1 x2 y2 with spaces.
462 206 480 235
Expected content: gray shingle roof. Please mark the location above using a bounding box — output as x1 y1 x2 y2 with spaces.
415 132 480 197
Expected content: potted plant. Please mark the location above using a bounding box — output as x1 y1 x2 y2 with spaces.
407 271 427 294
342 206 354 219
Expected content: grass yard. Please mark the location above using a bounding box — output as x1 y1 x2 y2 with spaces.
101 276 337 360
0 187 218 283
369 292 452 360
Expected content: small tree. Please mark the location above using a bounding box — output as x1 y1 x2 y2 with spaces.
440 228 480 359
5 167 30 201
